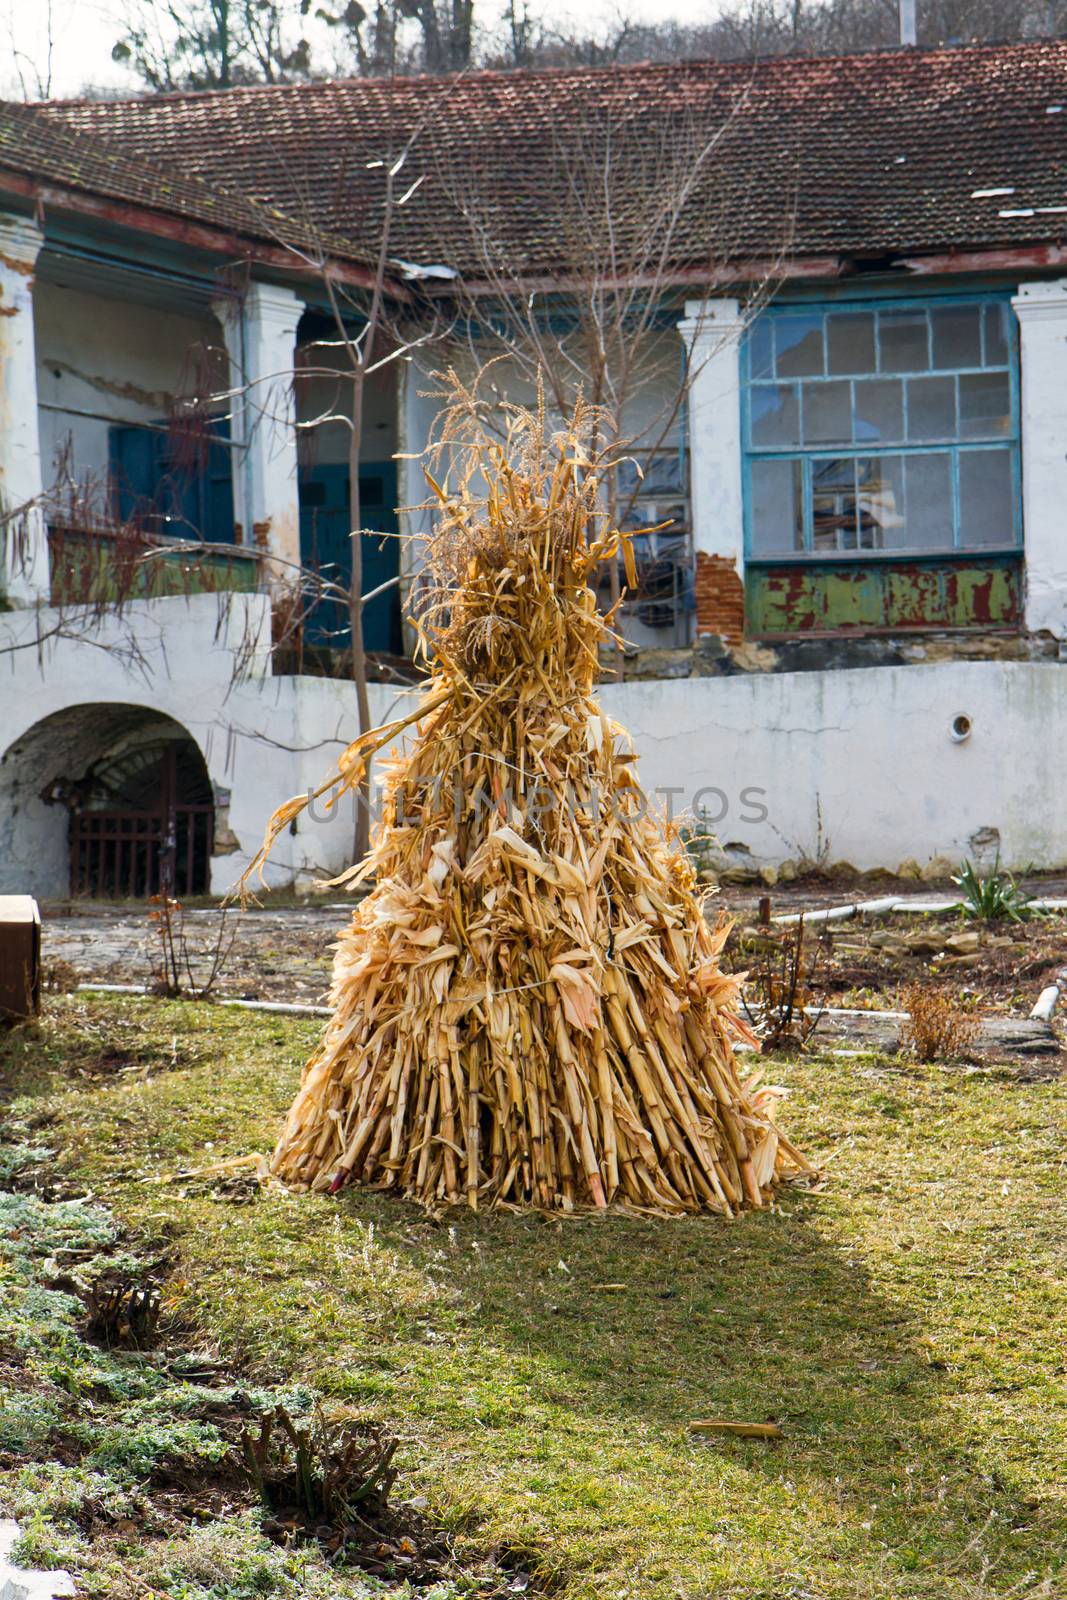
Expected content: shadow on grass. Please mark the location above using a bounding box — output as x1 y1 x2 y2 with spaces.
325 1186 1063 1595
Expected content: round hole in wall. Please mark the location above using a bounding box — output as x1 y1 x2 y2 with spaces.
950 713 972 743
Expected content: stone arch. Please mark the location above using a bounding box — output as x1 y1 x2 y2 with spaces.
0 703 214 900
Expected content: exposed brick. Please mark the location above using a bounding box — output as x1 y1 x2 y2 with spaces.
694 552 745 645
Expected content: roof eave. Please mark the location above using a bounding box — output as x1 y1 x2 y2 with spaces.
897 241 1067 276
0 166 409 301
423 253 848 299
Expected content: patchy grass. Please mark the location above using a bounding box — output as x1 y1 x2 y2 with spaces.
2 994 1065 1599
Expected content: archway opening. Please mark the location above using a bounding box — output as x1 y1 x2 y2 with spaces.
0 705 214 901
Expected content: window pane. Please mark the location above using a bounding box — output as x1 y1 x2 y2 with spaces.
931 304 982 369
748 318 774 379
853 378 903 444
750 458 804 554
907 375 956 441
802 379 852 445
750 383 799 446
983 302 1010 367
902 453 953 550
856 455 905 550
775 314 824 377
812 458 858 551
879 310 929 373
959 372 1012 438
959 450 1014 547
827 312 875 375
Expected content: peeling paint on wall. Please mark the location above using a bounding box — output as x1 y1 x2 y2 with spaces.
746 557 1022 636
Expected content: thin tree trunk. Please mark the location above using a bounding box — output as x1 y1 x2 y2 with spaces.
348 376 373 862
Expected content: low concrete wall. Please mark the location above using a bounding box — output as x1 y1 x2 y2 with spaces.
601 661 1067 873
2 592 1063 896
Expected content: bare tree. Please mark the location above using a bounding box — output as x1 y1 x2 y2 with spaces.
431 89 789 659
112 0 313 90
5 0 55 100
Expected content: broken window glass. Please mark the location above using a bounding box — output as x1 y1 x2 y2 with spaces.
774 314 824 377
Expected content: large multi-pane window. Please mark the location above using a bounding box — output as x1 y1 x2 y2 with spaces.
743 299 1020 559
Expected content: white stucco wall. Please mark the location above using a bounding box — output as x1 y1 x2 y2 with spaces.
2 589 1064 897
601 662 1067 872
0 593 396 898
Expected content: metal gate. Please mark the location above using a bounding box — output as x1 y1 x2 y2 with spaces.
69 743 214 899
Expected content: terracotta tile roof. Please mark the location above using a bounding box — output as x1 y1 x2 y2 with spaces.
0 99 376 271
31 39 1067 283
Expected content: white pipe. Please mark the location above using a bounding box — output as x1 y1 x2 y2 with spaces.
1030 970 1067 1022
74 982 329 1017
772 895 904 927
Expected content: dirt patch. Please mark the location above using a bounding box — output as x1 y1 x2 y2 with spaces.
725 908 1067 1023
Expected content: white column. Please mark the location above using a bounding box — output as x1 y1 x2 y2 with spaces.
678 297 746 642
1013 280 1067 639
678 298 745 565
0 214 48 604
214 281 303 576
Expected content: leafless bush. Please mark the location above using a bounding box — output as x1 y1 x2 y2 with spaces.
147 895 237 999
741 914 826 1053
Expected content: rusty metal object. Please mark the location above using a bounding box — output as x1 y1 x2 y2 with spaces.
746 556 1022 637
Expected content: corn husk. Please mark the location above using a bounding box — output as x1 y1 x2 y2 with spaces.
245 393 810 1214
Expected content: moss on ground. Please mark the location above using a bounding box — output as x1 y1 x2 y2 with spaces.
2 993 1065 1599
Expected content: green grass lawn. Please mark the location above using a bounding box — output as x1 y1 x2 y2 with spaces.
2 994 1065 1600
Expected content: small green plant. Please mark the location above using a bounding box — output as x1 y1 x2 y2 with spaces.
953 857 1032 923
9 1507 85 1572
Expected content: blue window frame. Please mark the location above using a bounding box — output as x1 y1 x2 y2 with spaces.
742 297 1021 560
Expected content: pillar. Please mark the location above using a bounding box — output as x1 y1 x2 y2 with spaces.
0 214 48 604
677 298 746 645
214 281 303 577
1012 280 1067 639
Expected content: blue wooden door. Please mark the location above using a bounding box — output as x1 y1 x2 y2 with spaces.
109 419 236 543
298 461 401 655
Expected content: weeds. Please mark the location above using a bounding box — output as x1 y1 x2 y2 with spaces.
147 895 237 999
240 1404 398 1526
900 983 981 1062
84 1279 162 1348
954 858 1033 924
675 804 721 880
740 914 826 1053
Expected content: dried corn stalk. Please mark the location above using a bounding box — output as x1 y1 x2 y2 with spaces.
244 391 810 1214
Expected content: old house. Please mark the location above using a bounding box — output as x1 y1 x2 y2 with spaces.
2 39 1067 897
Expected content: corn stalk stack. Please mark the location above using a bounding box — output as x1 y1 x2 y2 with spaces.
245 396 810 1214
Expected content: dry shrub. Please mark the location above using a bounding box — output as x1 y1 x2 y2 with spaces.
900 983 980 1062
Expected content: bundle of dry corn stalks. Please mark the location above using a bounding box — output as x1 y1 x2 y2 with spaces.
245 393 809 1214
